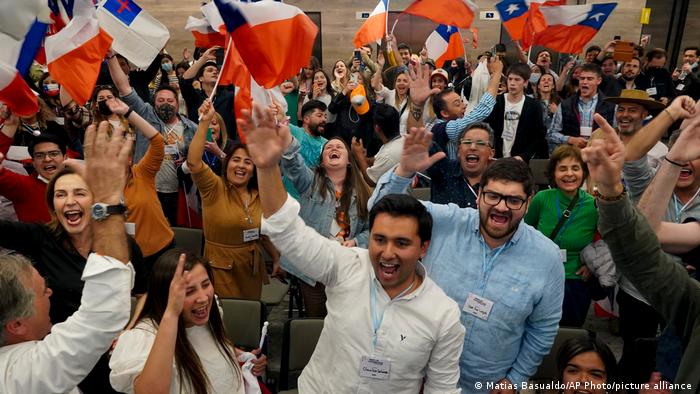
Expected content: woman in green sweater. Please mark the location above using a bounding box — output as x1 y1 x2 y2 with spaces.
525 145 598 327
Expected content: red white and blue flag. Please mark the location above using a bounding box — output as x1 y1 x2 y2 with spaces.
523 3 617 54
0 62 39 116
353 0 389 48
185 16 226 49
96 0 169 68
402 0 477 29
425 24 464 68
496 0 530 42
213 0 318 88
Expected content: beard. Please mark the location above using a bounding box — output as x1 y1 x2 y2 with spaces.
309 122 326 137
478 206 520 243
622 74 637 81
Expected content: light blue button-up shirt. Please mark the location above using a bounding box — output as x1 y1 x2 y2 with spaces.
369 169 565 393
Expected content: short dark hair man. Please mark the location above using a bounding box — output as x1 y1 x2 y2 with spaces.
674 46 700 100
397 43 412 65
427 122 495 208
352 103 403 185
240 108 466 393
0 118 67 222
370 127 564 392
485 63 548 160
547 63 616 153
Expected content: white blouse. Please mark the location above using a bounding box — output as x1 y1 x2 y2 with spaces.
110 320 244 394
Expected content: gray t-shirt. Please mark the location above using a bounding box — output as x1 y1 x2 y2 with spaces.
155 121 185 193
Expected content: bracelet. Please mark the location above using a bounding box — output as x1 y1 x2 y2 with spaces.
124 108 133 118
664 156 686 167
663 108 676 122
594 188 627 202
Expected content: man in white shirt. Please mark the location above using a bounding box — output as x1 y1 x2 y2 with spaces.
239 106 465 393
0 121 134 393
353 103 405 186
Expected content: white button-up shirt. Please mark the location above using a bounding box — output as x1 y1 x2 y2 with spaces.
262 195 465 394
0 254 133 394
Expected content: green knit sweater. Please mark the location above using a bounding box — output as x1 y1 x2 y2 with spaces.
524 188 598 279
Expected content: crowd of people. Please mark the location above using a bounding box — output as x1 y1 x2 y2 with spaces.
0 22 699 394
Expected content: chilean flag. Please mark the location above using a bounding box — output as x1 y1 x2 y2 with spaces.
425 25 464 68
45 3 113 105
523 3 617 54
214 0 318 89
0 62 38 116
353 0 389 48
402 0 477 29
185 16 225 48
496 0 529 41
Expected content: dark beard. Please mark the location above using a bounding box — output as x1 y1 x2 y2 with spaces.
622 74 637 81
309 123 325 137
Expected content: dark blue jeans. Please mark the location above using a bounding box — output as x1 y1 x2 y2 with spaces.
560 279 591 327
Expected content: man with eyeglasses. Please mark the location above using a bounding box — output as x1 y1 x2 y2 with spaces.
0 114 67 223
370 127 564 393
427 122 495 208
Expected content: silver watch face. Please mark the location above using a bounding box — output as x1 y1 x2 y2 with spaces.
92 203 107 220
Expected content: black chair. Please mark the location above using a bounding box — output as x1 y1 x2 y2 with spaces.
171 227 204 255
278 318 324 392
219 298 266 351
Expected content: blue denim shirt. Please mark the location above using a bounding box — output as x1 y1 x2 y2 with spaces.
369 169 565 392
280 137 370 285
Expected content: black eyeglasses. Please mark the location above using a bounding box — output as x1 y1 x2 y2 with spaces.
34 150 63 161
481 190 527 210
460 139 490 148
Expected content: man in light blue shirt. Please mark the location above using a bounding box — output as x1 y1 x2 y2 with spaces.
283 100 328 199
368 128 565 393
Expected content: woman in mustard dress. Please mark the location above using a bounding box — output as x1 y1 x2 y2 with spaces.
187 99 279 299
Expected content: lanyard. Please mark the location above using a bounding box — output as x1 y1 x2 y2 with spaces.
672 187 700 222
480 240 507 290
554 192 581 243
464 178 478 199
370 278 415 348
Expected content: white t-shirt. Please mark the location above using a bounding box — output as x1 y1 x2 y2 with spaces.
110 320 244 394
502 95 526 158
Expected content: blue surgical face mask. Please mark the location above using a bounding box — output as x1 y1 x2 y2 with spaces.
529 73 541 84
162 62 173 72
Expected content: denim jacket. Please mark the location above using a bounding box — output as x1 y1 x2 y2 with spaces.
122 90 197 163
280 137 370 285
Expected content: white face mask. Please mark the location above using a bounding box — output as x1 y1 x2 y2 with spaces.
530 73 541 84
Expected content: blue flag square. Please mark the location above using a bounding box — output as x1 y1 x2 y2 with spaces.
104 0 142 26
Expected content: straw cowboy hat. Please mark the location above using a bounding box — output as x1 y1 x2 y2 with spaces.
604 89 666 111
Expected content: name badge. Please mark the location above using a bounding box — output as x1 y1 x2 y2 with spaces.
579 126 592 137
359 356 391 380
243 228 260 243
676 83 685 91
125 222 136 236
560 249 567 263
463 292 494 321
646 87 658 96
164 144 179 155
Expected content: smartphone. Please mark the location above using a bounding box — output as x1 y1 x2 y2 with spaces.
215 48 225 66
354 50 362 62
206 128 214 142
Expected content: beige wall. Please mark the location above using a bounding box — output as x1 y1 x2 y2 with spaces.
141 0 648 71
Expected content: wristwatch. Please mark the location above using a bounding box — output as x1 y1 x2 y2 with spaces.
91 203 127 221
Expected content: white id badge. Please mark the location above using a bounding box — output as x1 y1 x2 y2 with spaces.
359 356 391 380
560 249 567 263
676 83 685 91
243 228 260 242
164 144 179 155
125 222 136 236
580 126 592 137
646 87 658 96
463 292 494 321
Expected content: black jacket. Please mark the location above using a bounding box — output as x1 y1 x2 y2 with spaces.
485 94 548 160
559 92 616 137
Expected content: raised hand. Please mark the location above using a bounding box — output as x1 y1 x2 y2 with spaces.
106 98 130 116
79 121 133 204
581 114 625 197
667 112 700 163
237 105 291 169
408 62 440 106
201 46 220 62
165 254 190 317
198 99 216 123
377 51 385 68
396 127 445 177
351 137 366 159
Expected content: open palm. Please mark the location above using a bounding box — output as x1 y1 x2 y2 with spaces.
397 127 445 177
408 63 440 106
237 105 291 169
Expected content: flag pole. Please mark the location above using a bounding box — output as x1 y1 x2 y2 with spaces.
385 0 390 37
199 35 233 121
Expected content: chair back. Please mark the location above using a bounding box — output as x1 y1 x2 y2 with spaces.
219 298 266 350
279 318 324 390
172 227 204 255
